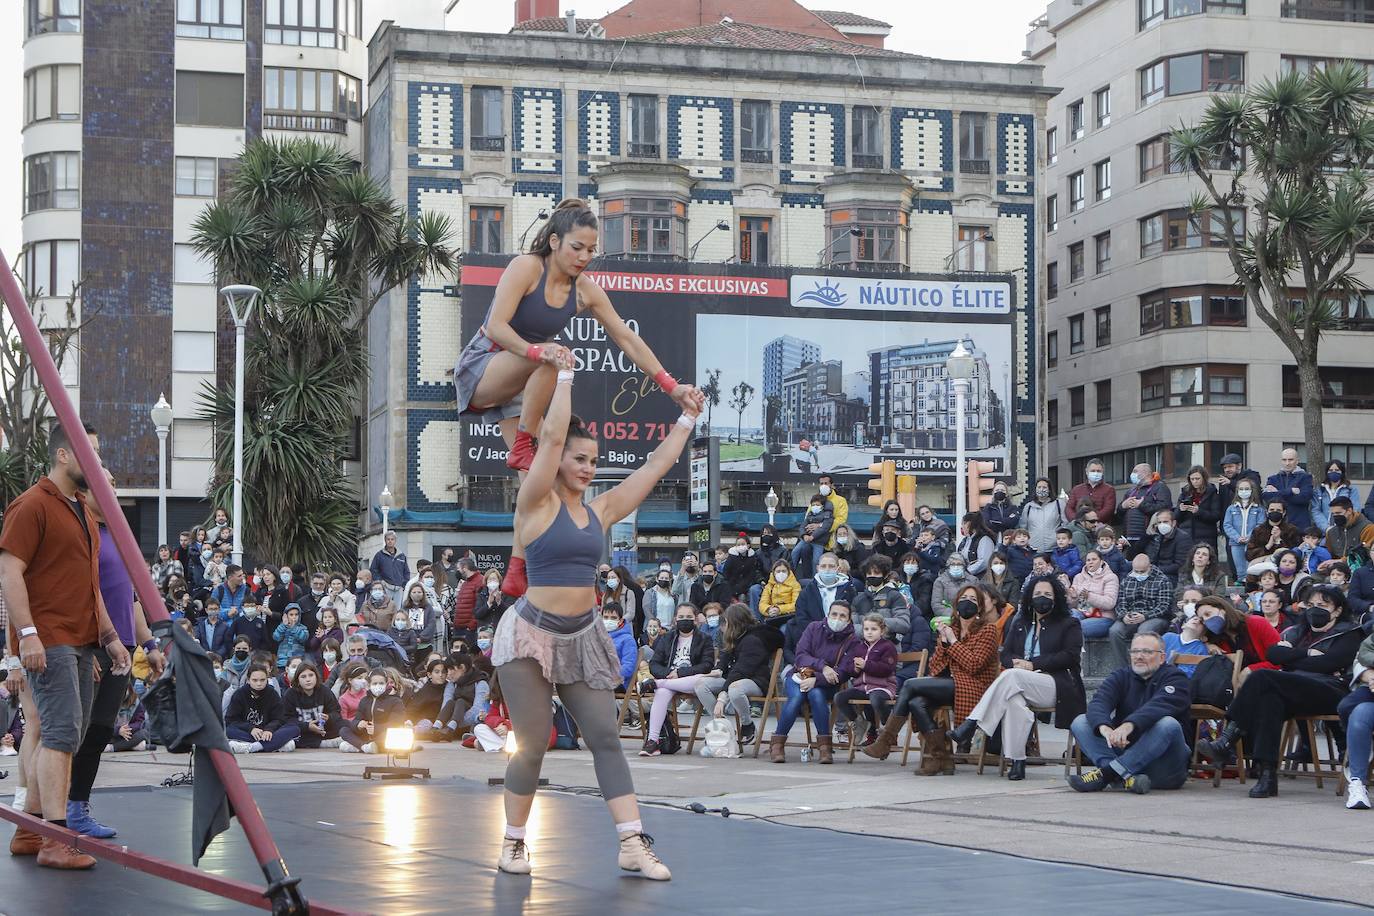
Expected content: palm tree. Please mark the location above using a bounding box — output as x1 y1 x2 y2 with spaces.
1173 62 1374 466
191 137 458 569
729 380 754 445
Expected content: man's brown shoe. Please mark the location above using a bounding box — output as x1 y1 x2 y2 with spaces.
9 828 42 856
36 837 96 870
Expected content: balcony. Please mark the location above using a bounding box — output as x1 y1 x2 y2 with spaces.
472 136 505 152
264 112 347 134
741 148 772 164
628 142 660 159
852 153 882 169
961 158 991 175
1282 0 1374 21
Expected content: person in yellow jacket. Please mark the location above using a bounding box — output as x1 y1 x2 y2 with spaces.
759 560 801 621
819 473 849 550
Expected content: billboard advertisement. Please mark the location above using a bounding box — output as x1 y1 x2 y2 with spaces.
458 256 1023 483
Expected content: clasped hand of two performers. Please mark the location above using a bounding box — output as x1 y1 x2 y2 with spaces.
542 344 706 417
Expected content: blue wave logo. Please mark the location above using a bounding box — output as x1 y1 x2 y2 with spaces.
796 280 847 307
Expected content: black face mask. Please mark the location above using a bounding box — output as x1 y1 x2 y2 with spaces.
1268 511 1285 524
702 574 715 584
1307 607 1332 629
1031 595 1055 615
865 576 884 589
761 534 778 546
233 649 249 660
599 570 609 581
883 532 898 542
676 619 696 634
956 599 979 620
993 491 1007 501
657 578 671 588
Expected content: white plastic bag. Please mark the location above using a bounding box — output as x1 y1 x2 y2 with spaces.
699 717 740 758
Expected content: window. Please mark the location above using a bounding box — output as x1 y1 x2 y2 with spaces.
1068 242 1085 282
22 240 80 298
1070 386 1085 427
1143 0 1245 26
1095 305 1113 346
263 67 360 131
1140 52 1245 104
959 112 989 173
1067 100 1084 140
1048 398 1059 436
1282 365 1374 409
265 0 360 47
1068 171 1085 211
174 244 215 284
1283 55 1374 79
828 208 909 270
740 101 772 163
1094 86 1111 127
1046 127 1058 164
852 106 882 168
1094 159 1112 201
28 0 80 35
172 331 216 372
175 71 243 128
1139 286 1247 332
176 0 243 39
1284 442 1374 479
628 95 659 158
1069 315 1085 354
1140 208 1244 256
1047 262 1059 300
601 197 686 260
1140 0 1165 26
1282 0 1374 22
1141 364 1246 411
468 206 502 254
175 157 218 197
1138 135 1186 180
49 331 78 388
1094 232 1112 273
24 64 80 126
471 86 504 150
956 225 991 271
1096 380 1112 421
1046 195 1058 233
23 152 80 212
1047 330 1059 368
172 420 215 460
739 216 771 265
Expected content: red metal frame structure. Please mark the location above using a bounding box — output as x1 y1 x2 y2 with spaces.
0 249 352 915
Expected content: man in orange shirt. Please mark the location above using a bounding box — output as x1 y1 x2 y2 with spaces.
1 422 130 870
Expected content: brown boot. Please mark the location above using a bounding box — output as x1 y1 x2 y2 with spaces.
817 735 833 764
36 837 96 870
917 730 945 776
862 713 905 761
769 735 787 763
9 828 42 856
930 730 956 774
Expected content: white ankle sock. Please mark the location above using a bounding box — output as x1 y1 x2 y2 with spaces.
616 820 642 837
504 824 526 840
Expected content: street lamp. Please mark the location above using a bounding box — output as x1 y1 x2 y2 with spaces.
689 220 731 260
816 227 862 267
220 283 261 569
518 209 549 250
946 340 976 525
150 393 173 549
380 484 393 537
764 487 779 528
943 231 994 272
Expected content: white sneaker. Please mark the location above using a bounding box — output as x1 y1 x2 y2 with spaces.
340 742 361 753
676 700 694 716
132 740 147 752
618 832 671 881
362 742 377 754
320 737 343 749
12 787 27 811
0 745 16 756
497 836 532 875
1347 778 1371 810
280 740 296 753
228 739 258 754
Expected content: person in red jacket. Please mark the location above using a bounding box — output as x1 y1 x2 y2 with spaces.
1196 595 1280 670
833 614 898 747
1068 458 1118 525
449 558 484 651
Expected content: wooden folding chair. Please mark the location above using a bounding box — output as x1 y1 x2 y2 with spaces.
1179 651 1247 786
752 650 787 759
976 704 1073 776
830 649 926 765
615 646 650 741
1280 714 1343 791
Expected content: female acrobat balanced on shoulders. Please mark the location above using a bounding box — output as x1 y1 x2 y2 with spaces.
454 198 701 595
490 343 702 879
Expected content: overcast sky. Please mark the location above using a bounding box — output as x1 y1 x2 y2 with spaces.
0 1 1044 274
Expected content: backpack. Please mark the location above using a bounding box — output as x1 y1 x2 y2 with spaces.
551 699 580 750
657 715 682 755
1347 543 1370 573
1189 654 1235 708
698 716 739 758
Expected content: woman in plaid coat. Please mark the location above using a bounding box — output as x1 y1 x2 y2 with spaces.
862 584 1001 775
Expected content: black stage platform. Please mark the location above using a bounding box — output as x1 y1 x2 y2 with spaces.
0 779 1363 915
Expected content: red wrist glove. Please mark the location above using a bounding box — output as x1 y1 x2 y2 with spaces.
525 344 544 362
653 369 678 394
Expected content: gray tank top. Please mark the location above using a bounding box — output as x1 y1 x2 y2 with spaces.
484 259 578 345
525 502 603 588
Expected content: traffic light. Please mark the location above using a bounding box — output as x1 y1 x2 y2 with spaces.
967 460 999 511
896 475 917 522
867 460 896 508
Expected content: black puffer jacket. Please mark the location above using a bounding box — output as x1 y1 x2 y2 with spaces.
1271 617 1364 688
999 611 1086 729
723 624 785 688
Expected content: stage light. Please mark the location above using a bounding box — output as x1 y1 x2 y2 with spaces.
385 727 415 754
505 730 517 754
363 725 429 781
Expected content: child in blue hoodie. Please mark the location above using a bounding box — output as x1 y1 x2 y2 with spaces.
1299 527 1332 575
273 604 310 671
1004 528 1035 581
602 601 638 690
1093 527 1131 579
1051 528 1084 578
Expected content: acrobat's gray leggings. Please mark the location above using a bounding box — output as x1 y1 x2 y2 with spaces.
498 657 636 799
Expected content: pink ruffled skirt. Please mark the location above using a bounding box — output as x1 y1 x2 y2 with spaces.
491 597 621 692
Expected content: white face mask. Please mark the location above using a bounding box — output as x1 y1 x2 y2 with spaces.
350 677 367 691
280 571 292 583
836 536 848 546
1156 522 1173 536
903 564 918 577
706 615 719 627
243 607 259 619
394 619 408 630
991 563 1006 576
355 579 365 590
487 580 500 592
819 485 831 496
422 577 435 588
369 684 387 697
827 617 847 632
603 618 618 631
775 570 788 583
606 576 620 590
1182 601 1197 619
1237 488 1252 500
323 652 337 664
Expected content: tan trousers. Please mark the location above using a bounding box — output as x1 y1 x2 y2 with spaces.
967 668 1057 761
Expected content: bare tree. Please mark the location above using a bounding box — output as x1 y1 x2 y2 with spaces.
700 368 722 435
729 380 754 445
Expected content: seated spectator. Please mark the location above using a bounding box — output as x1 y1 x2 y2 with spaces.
723 534 764 606
389 607 420 663
408 658 450 740
600 566 639 632
225 665 302 754
872 499 911 542
273 604 310 671
980 551 1022 611
1109 554 1174 668
1004 529 1034 582
435 654 496 740
832 524 869 571
1196 595 1280 671
1161 614 1211 675
698 602 725 651
336 662 371 721
955 512 997 577
1051 528 1083 579
873 520 912 566
1142 509 1192 583
1069 508 1100 554
931 553 971 618
106 683 149 752
1174 586 1209 629
223 637 254 691
1347 559 1374 616
699 603 784 747
340 669 406 754
1324 495 1374 565
317 572 357 623
476 625 495 657
284 662 343 749
1031 553 1056 579
468 674 515 753
1337 627 1374 809
1068 550 1118 639
689 561 733 610
1176 543 1228 596
281 656 304 693
602 601 638 690
318 638 343 682
230 594 270 651
1271 549 1309 607
833 614 899 747
791 492 835 579
886 565 913 607
308 608 346 663
358 583 397 630
640 604 715 756
641 618 664 652
1301 526 1334 576
849 555 911 642
196 599 233 658
1327 562 1351 592
948 575 1087 781
915 505 950 550
759 560 801 623
789 552 857 656
1068 632 1191 794
1246 499 1301 561
1244 565 1279 614
1093 527 1131 579
1199 585 1363 797
767 600 858 765
399 583 439 658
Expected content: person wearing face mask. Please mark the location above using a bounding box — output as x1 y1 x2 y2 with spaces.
352 568 375 608
698 603 785 747
1140 509 1193 584
688 561 733 612
272 605 310 672
1195 596 1280 672
408 658 454 741
1068 632 1191 794
1017 477 1067 554
317 637 344 680
196 600 233 658
791 494 836 581
848 555 912 645
671 552 702 606
222 637 255 691
230 594 269 651
873 521 912 566
1245 499 1301 563
340 670 406 754
1160 614 1211 675
767 600 858 764
358 582 398 631
949 576 1087 781
475 570 514 629
600 602 638 692
1337 626 1374 809
1323 496 1374 565
980 550 1023 611
815 473 849 548
640 604 716 757
269 565 306 624
334 661 372 720
1199 585 1362 798
789 552 858 655
871 500 911 542
294 573 328 631
388 609 420 661
931 554 972 618
1263 447 1315 532
724 535 765 608
1224 480 1265 581
646 566 680 629
447 557 484 650
759 560 801 624
1066 550 1117 638
982 481 1022 537
225 665 302 754
400 583 441 665
1109 555 1174 668
600 566 640 637
369 530 411 609
308 608 346 660
1069 459 1118 527
1118 463 1171 550
830 524 869 571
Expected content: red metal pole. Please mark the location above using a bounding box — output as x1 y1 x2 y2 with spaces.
0 249 309 912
